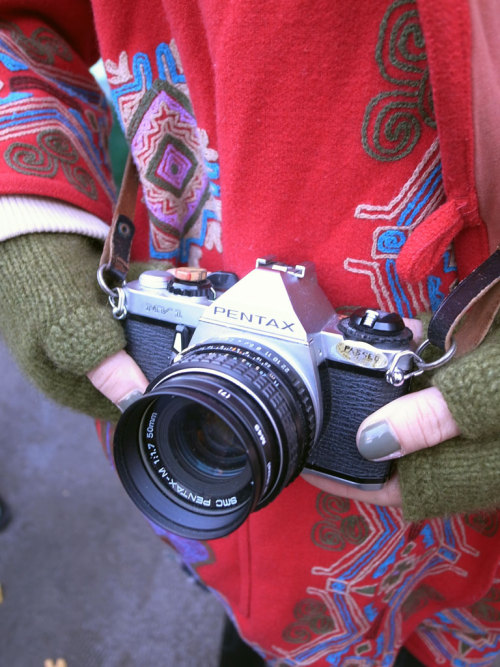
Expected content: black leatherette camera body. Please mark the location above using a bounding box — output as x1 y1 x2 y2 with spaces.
121 259 414 490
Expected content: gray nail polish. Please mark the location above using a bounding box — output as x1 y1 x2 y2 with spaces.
117 389 144 413
357 421 401 461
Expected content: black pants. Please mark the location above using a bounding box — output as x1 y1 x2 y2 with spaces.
218 617 425 667
219 617 266 667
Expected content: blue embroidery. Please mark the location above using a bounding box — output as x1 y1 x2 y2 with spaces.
0 106 114 200
353 137 459 319
364 603 379 622
0 49 28 71
111 52 154 117
373 535 406 578
156 43 186 84
386 259 413 317
377 229 406 253
421 524 435 547
427 275 444 311
0 91 30 105
443 249 456 273
0 36 29 71
0 26 114 202
397 163 442 228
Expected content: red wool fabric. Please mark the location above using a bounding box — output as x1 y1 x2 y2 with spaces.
1 0 499 664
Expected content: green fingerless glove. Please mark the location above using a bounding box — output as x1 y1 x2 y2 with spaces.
399 435 499 521
429 321 500 440
0 233 126 421
398 315 500 521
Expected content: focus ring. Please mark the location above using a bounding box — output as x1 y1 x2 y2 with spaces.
182 342 316 440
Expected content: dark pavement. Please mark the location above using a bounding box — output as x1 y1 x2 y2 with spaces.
0 337 224 667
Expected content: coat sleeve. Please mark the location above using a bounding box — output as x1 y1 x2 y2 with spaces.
0 4 115 234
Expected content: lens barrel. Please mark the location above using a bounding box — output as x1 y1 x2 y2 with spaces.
113 341 315 539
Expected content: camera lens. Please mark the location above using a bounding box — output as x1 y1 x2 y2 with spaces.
141 396 253 503
169 403 249 479
113 341 315 539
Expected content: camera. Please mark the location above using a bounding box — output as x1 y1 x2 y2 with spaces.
113 258 415 539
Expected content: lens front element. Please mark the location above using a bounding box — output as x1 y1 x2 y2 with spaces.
169 402 249 479
138 396 254 513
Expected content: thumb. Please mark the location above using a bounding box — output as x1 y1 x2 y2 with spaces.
356 387 461 461
86 350 149 411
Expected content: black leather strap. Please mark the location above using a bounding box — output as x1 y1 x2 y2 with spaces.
99 154 138 285
428 246 500 355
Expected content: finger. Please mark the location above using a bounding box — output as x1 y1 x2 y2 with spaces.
356 386 460 461
300 471 402 508
403 316 423 344
86 350 148 410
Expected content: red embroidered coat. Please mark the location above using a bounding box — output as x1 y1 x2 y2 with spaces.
0 1 499 664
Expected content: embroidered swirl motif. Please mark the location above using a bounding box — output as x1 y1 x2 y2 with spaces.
362 0 436 162
311 492 370 551
283 598 335 644
0 22 73 65
469 585 500 623
5 129 97 199
464 511 499 538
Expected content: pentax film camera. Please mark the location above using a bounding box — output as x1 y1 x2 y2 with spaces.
113 258 415 539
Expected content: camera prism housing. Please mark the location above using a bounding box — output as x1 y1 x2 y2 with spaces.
113 259 414 539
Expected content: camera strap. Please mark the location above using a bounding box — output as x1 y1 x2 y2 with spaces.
427 246 500 357
387 246 500 386
97 154 139 318
97 154 500 371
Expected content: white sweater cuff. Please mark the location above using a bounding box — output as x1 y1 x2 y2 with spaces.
0 196 110 242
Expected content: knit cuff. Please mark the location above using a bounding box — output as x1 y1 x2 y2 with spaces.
0 195 110 242
430 317 500 439
399 435 500 521
0 232 126 420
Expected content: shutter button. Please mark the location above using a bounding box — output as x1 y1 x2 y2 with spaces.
167 267 215 298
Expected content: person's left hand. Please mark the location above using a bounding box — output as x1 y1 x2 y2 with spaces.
301 318 461 507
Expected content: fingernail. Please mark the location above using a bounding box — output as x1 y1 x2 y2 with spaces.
117 389 144 413
357 421 401 461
